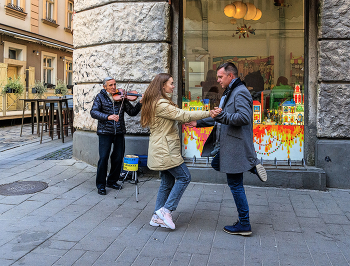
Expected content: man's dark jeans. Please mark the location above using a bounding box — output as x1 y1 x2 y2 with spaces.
96 134 125 189
211 151 250 225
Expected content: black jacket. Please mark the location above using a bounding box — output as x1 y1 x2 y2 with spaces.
90 89 141 135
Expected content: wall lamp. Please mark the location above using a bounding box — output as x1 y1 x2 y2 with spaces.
33 50 39 55
60 56 66 61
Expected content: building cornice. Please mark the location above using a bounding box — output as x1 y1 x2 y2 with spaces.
0 24 73 52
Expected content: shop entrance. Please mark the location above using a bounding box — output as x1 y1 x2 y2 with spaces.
182 0 305 164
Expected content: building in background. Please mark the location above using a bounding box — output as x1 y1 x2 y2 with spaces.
0 0 74 118
71 0 350 190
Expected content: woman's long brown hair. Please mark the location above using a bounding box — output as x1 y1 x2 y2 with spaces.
141 73 177 127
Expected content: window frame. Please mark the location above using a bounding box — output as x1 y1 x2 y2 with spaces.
41 52 57 86
64 57 73 86
42 0 58 26
64 0 74 33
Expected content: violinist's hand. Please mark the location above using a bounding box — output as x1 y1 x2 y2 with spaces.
185 121 197 128
210 107 222 118
140 94 144 104
108 114 119 122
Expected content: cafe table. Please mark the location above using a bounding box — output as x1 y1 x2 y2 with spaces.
20 98 42 137
39 98 72 144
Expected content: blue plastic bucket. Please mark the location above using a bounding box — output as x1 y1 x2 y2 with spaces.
123 155 139 171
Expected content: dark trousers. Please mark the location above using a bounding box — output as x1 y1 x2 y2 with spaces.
96 134 125 189
211 151 250 225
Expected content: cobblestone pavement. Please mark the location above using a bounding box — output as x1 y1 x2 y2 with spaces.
0 124 59 152
0 126 350 266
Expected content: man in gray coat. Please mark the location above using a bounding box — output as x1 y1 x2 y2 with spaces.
186 62 267 236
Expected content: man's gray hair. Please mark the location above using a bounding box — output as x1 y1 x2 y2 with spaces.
102 77 115 86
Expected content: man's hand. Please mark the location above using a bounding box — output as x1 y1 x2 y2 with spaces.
140 94 144 103
185 121 197 128
108 114 119 122
210 107 222 118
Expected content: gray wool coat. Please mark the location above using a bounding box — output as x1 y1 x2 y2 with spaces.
197 79 260 174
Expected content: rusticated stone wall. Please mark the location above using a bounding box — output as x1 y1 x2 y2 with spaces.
73 1 171 133
318 0 350 138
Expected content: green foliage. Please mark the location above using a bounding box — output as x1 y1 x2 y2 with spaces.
2 76 24 95
55 79 69 96
33 80 47 96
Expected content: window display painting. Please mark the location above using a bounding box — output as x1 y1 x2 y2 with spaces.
254 125 304 160
182 124 304 160
213 56 274 91
182 125 212 158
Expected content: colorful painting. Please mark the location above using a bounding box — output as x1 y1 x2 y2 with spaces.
182 125 213 158
213 56 274 90
253 125 304 160
181 124 304 160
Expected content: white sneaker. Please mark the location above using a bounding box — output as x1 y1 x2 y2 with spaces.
149 214 170 228
256 164 267 182
156 207 175 230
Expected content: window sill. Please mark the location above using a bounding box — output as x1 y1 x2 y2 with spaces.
64 27 73 34
41 18 59 28
5 5 27 20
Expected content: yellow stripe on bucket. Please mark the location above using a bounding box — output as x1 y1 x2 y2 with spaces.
123 155 139 171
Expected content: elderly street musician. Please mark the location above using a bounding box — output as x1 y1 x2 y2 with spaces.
90 77 142 195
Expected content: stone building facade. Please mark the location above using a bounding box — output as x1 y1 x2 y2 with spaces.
73 0 350 189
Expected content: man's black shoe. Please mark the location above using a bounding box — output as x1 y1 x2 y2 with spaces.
98 188 106 195
106 183 122 190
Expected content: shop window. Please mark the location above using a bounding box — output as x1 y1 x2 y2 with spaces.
182 0 305 163
5 0 27 20
65 59 73 85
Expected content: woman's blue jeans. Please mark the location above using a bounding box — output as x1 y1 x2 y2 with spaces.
154 163 191 212
96 134 125 189
211 151 250 225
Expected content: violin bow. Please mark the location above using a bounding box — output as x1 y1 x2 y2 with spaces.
118 80 130 116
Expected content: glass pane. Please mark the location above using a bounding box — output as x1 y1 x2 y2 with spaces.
69 63 72 70
47 3 53 19
182 0 304 162
47 58 52 67
43 57 46 66
69 2 73 11
68 72 73 85
68 13 72 28
47 69 52 84
9 49 16 59
43 70 47 83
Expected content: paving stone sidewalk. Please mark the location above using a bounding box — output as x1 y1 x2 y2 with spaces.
0 125 350 265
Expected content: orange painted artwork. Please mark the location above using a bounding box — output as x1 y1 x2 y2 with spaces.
181 124 304 160
253 125 304 159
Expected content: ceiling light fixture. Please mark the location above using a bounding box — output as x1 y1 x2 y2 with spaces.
224 1 262 37
224 1 262 21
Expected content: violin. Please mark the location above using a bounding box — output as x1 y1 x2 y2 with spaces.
112 88 142 102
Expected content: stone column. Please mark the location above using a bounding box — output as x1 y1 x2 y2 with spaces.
72 0 171 166
316 0 350 188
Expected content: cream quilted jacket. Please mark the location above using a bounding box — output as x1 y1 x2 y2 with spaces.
147 98 210 171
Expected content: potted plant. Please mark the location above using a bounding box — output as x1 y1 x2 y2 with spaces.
54 79 69 96
32 80 47 97
1 76 24 95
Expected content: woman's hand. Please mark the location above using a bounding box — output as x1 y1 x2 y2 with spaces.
210 107 222 118
185 121 197 128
